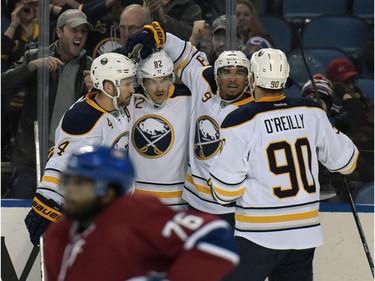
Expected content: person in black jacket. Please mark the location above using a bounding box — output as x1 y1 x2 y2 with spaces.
301 71 373 200
327 58 374 184
1 9 93 199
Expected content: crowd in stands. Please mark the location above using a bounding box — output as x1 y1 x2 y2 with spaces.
1 0 373 204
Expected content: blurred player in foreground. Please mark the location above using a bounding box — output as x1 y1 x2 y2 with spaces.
43 145 239 281
209 48 359 281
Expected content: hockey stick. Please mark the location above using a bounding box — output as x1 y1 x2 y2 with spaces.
297 29 323 109
34 121 45 279
34 121 41 184
297 29 374 277
196 125 205 158
40 236 46 281
343 177 374 277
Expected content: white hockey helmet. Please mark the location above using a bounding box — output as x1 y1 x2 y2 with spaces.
250 48 289 90
90 53 136 109
214 50 250 77
139 49 175 83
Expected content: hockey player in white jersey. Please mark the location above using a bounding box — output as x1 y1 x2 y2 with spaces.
122 22 253 226
209 48 359 281
24 53 137 245
129 50 191 209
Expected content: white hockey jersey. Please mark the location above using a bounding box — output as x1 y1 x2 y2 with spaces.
37 92 131 204
163 33 253 214
210 94 359 249
128 85 191 209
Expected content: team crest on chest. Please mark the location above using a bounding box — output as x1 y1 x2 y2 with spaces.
194 116 221 159
132 115 174 158
112 131 130 152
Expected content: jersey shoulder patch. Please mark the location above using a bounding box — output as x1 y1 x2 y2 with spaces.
171 83 192 97
202 67 217 94
221 103 257 129
61 100 104 135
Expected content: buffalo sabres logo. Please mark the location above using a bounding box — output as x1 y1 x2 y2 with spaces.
194 116 221 160
112 131 130 152
93 38 122 58
132 115 174 158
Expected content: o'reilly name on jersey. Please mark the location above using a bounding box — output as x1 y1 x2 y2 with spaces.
264 114 304 133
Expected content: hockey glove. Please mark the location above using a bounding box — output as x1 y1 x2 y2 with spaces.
334 83 349 100
122 21 166 59
24 193 62 246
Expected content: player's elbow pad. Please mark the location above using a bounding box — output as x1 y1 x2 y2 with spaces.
190 221 240 265
209 177 244 205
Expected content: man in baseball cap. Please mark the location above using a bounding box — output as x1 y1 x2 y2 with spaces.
212 15 243 37
326 58 358 82
325 58 368 141
326 59 373 187
326 58 361 103
57 9 93 31
211 15 244 62
1 8 94 199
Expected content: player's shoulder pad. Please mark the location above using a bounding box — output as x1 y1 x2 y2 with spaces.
202 66 217 95
170 83 192 97
221 103 257 129
61 99 104 135
221 96 321 129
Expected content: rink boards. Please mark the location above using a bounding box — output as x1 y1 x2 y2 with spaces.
1 200 374 281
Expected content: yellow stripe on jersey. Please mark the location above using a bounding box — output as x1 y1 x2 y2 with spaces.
41 175 60 185
185 173 211 194
213 185 245 198
233 95 254 106
339 150 359 175
167 84 176 98
86 93 108 113
175 45 194 74
135 189 183 198
235 209 319 224
256 94 286 102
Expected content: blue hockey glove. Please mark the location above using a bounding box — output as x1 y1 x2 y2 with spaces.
122 21 166 59
24 193 62 246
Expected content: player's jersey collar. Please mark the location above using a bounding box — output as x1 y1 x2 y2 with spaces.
256 94 286 102
86 92 108 113
233 95 254 106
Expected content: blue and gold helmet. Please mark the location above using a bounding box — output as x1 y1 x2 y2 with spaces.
63 146 135 196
